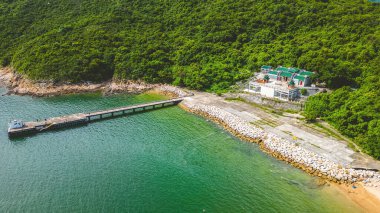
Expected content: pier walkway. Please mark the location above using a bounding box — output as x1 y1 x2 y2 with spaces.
8 98 183 138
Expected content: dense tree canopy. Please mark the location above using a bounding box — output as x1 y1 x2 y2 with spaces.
305 78 380 159
0 0 379 89
0 0 379 157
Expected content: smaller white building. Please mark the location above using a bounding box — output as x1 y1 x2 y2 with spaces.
261 85 275 97
247 81 300 101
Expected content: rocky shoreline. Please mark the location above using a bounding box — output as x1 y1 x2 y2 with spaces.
0 67 189 97
180 101 380 187
0 68 380 187
2 66 380 199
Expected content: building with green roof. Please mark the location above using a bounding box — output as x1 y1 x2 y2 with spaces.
268 70 279 80
260 65 314 87
280 72 293 78
294 75 306 81
261 65 272 69
261 65 273 72
293 74 311 87
287 68 300 73
275 67 289 72
274 67 299 73
280 71 293 82
298 71 314 77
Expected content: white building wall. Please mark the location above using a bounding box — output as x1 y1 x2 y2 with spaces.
268 74 277 80
293 78 299 85
261 86 275 98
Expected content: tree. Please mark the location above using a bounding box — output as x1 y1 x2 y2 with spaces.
288 80 295 87
304 94 329 121
264 75 269 82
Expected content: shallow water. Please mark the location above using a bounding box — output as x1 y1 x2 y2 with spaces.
0 88 361 212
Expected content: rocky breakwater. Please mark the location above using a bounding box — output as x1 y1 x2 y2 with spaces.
181 101 380 186
108 83 190 98
103 81 158 95
153 85 190 98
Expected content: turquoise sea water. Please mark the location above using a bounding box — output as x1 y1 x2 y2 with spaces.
0 88 362 212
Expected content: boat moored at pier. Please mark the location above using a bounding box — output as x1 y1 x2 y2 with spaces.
7 98 183 138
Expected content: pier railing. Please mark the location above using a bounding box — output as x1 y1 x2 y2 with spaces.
8 98 184 138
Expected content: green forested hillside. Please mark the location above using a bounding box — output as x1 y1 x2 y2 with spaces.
0 0 379 89
304 76 380 159
0 0 379 158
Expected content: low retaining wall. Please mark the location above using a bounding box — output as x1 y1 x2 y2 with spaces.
224 93 304 111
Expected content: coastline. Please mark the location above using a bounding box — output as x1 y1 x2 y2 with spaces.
0 67 179 97
1 67 380 211
334 183 380 212
179 102 380 183
179 98 380 212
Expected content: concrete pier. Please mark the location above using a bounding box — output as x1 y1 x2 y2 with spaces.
8 98 183 138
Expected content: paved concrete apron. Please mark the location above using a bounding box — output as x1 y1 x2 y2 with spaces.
184 92 380 170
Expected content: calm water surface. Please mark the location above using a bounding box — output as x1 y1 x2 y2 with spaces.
0 88 361 212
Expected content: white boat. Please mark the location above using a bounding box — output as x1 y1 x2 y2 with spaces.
8 120 25 131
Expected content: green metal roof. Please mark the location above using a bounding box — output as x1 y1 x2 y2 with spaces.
287 68 300 73
294 75 306 81
268 71 278 75
288 80 295 86
280 71 293 78
275 67 302 73
298 71 313 76
261 65 272 69
275 67 289 72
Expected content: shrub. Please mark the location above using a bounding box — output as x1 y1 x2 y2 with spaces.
300 88 307 96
